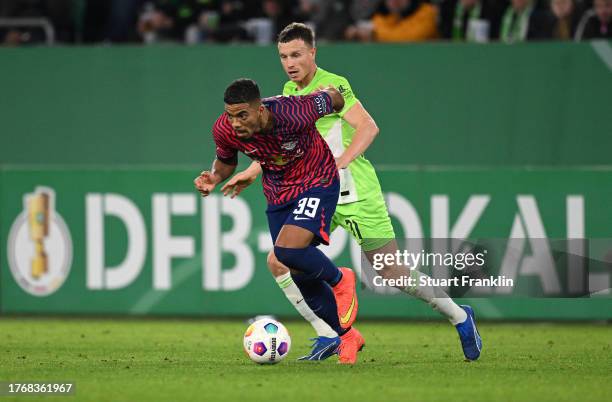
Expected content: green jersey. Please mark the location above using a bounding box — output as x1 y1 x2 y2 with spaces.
283 67 382 204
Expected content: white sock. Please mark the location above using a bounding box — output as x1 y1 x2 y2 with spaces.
402 270 467 325
275 272 338 338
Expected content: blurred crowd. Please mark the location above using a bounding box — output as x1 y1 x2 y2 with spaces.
0 0 610 46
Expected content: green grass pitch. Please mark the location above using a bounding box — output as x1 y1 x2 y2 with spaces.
1 318 610 402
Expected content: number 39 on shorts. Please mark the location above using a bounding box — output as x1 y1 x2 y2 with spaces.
293 197 320 218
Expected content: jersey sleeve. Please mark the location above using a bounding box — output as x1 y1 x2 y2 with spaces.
297 91 335 123
212 120 238 165
329 75 358 118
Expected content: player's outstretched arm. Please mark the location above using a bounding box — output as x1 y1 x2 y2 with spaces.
221 161 262 198
320 86 345 112
194 158 236 197
336 101 379 169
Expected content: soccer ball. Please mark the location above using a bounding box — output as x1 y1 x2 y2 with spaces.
243 318 291 364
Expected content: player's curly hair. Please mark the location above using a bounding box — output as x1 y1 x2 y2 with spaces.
277 22 315 47
224 79 261 105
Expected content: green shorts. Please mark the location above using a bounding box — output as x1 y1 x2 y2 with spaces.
330 191 396 252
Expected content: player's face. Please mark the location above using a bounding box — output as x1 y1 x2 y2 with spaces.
278 39 316 84
224 102 263 139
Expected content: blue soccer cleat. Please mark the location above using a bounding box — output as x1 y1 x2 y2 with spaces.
298 336 341 361
455 305 482 361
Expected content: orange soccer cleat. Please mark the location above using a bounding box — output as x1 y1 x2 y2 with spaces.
338 327 365 365
333 267 359 329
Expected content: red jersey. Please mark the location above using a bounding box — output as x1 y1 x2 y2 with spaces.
213 92 338 205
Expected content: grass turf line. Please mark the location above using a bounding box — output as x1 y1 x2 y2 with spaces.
1 318 610 402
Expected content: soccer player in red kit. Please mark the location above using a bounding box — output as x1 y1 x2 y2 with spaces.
194 78 365 364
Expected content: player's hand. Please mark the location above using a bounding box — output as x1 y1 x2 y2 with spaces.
221 171 257 198
318 85 344 112
194 170 216 197
335 156 350 170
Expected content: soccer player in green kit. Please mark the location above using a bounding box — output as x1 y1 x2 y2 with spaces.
221 23 482 363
